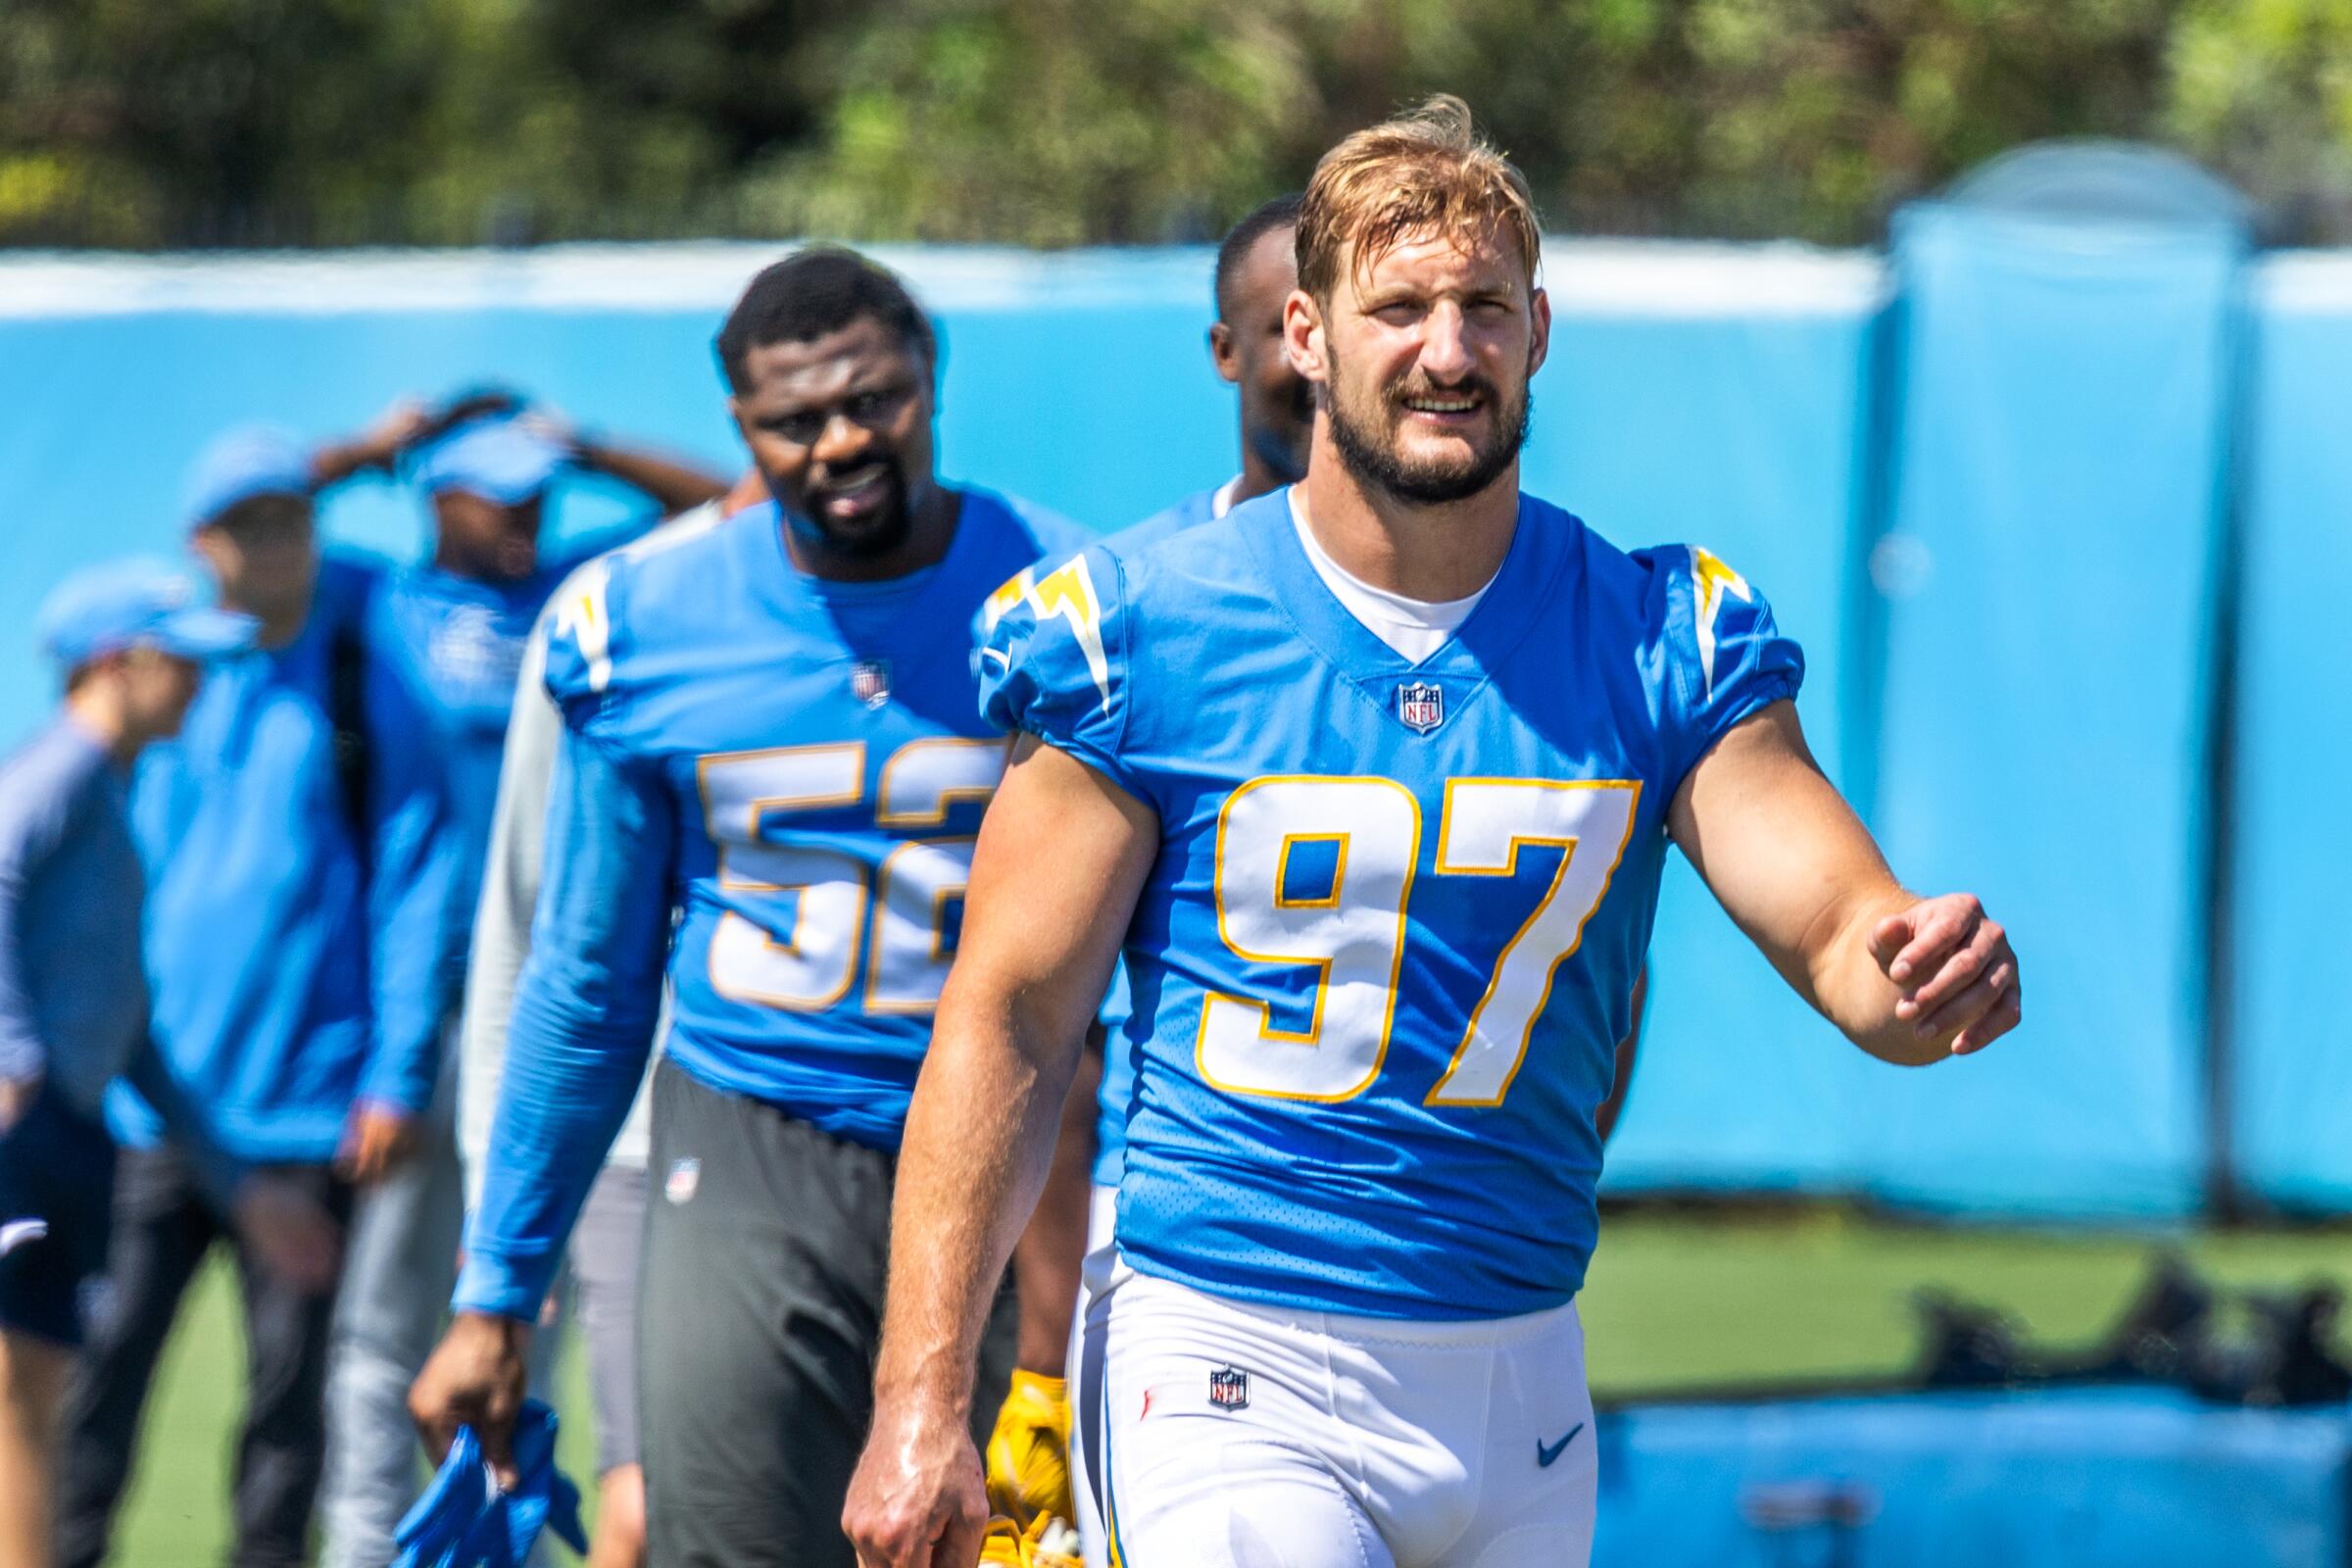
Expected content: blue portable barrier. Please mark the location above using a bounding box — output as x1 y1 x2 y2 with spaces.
1593 1389 2351 1567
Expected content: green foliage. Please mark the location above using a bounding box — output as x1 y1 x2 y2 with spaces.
4 0 2350 249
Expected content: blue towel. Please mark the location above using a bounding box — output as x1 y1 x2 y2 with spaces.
393 1399 588 1567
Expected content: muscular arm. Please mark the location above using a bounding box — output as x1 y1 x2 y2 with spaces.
1011 1030 1102 1377
573 436 729 517
849 737 1156 1567
1670 700 2019 1065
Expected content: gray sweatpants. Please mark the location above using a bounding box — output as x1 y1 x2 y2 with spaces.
639 1059 1017 1568
317 1049 562 1568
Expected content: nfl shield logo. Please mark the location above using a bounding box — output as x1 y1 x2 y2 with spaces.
1207 1365 1250 1411
850 659 892 709
665 1157 701 1205
1397 681 1445 735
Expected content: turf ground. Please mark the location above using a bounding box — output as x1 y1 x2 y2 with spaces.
106 1208 2352 1563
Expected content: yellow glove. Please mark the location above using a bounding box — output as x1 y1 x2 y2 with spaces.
978 1512 1083 1568
985 1367 1074 1531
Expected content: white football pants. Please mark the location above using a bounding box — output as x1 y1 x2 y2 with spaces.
1085 1258 1595 1567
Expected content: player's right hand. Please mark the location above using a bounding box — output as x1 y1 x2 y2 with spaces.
410 1311 531 1483
844 1393 990 1568
337 1100 420 1187
229 1174 342 1295
0 1072 41 1135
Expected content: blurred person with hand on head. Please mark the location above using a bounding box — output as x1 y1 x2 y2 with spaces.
320 401 726 1568
2 563 339 1568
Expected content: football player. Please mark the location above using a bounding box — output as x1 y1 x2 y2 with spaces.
407 247 1090 1567
845 97 2020 1568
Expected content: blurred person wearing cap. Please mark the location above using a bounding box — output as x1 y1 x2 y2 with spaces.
321 407 725 1568
49 410 437 1568
0 563 339 1568
452 466 767 1568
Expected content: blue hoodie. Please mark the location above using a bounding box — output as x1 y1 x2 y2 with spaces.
112 556 385 1162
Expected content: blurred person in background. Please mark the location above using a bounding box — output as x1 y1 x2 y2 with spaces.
50 415 426 1568
321 407 726 1568
1 563 338 1568
454 464 769 1568
408 246 1088 1568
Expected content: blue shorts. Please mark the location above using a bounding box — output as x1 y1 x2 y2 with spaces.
0 1089 116 1347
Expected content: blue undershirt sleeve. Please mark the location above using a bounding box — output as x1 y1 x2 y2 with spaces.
451 722 674 1320
0 785 62 1086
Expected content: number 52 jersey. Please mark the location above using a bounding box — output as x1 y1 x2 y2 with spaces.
981 489 1802 1321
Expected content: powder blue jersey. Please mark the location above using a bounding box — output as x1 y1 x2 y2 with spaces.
983 489 1801 1319
456 489 1084 1318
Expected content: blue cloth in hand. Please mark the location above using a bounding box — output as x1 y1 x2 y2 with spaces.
393 1398 588 1567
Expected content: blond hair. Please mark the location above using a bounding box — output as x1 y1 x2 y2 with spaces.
1297 95 1542 301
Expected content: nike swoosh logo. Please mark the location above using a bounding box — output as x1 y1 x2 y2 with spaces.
0 1219 49 1256
1537 1421 1585 1468
981 647 1009 667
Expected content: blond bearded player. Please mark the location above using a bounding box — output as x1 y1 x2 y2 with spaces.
847 99 2021 1568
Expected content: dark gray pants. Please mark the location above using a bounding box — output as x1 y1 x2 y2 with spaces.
54 1146 351 1568
639 1060 1016 1568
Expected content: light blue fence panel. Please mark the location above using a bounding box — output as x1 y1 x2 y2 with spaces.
1856 201 2246 1217
2230 254 2352 1210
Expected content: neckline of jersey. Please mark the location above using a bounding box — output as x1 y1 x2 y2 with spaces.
747 487 991 615
1240 484 1574 691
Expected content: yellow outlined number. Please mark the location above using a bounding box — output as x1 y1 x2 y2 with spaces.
698 738 1004 1014
1198 775 1642 1107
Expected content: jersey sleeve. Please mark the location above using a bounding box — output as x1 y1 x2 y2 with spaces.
975 545 1146 800
1646 544 1806 788
452 717 673 1320
539 551 627 736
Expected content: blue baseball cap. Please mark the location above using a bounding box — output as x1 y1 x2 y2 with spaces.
36 560 259 671
183 424 315 531
413 416 570 506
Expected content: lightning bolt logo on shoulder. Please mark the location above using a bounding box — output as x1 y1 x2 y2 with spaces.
1689 545 1751 703
1003 553 1114 713
549 560 616 693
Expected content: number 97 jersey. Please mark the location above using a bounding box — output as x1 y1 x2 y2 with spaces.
981 491 1802 1320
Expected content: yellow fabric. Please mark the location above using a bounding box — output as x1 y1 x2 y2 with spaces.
985 1368 1074 1531
978 1512 1083 1567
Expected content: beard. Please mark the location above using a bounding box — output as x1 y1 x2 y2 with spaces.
1324 348 1531 506
782 456 914 560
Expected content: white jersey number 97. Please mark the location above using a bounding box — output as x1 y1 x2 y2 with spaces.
1198 774 1640 1107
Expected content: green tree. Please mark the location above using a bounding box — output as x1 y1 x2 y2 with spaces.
6 0 2352 250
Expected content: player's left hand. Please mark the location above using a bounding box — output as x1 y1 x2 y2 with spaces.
984 1369 1073 1531
1871 892 2020 1055
844 1394 990 1568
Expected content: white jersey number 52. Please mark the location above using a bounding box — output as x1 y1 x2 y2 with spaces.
697 739 1004 1015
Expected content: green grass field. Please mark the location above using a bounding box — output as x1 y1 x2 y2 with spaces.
104 1209 2352 1563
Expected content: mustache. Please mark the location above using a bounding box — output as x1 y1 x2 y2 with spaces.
1386 373 1501 407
